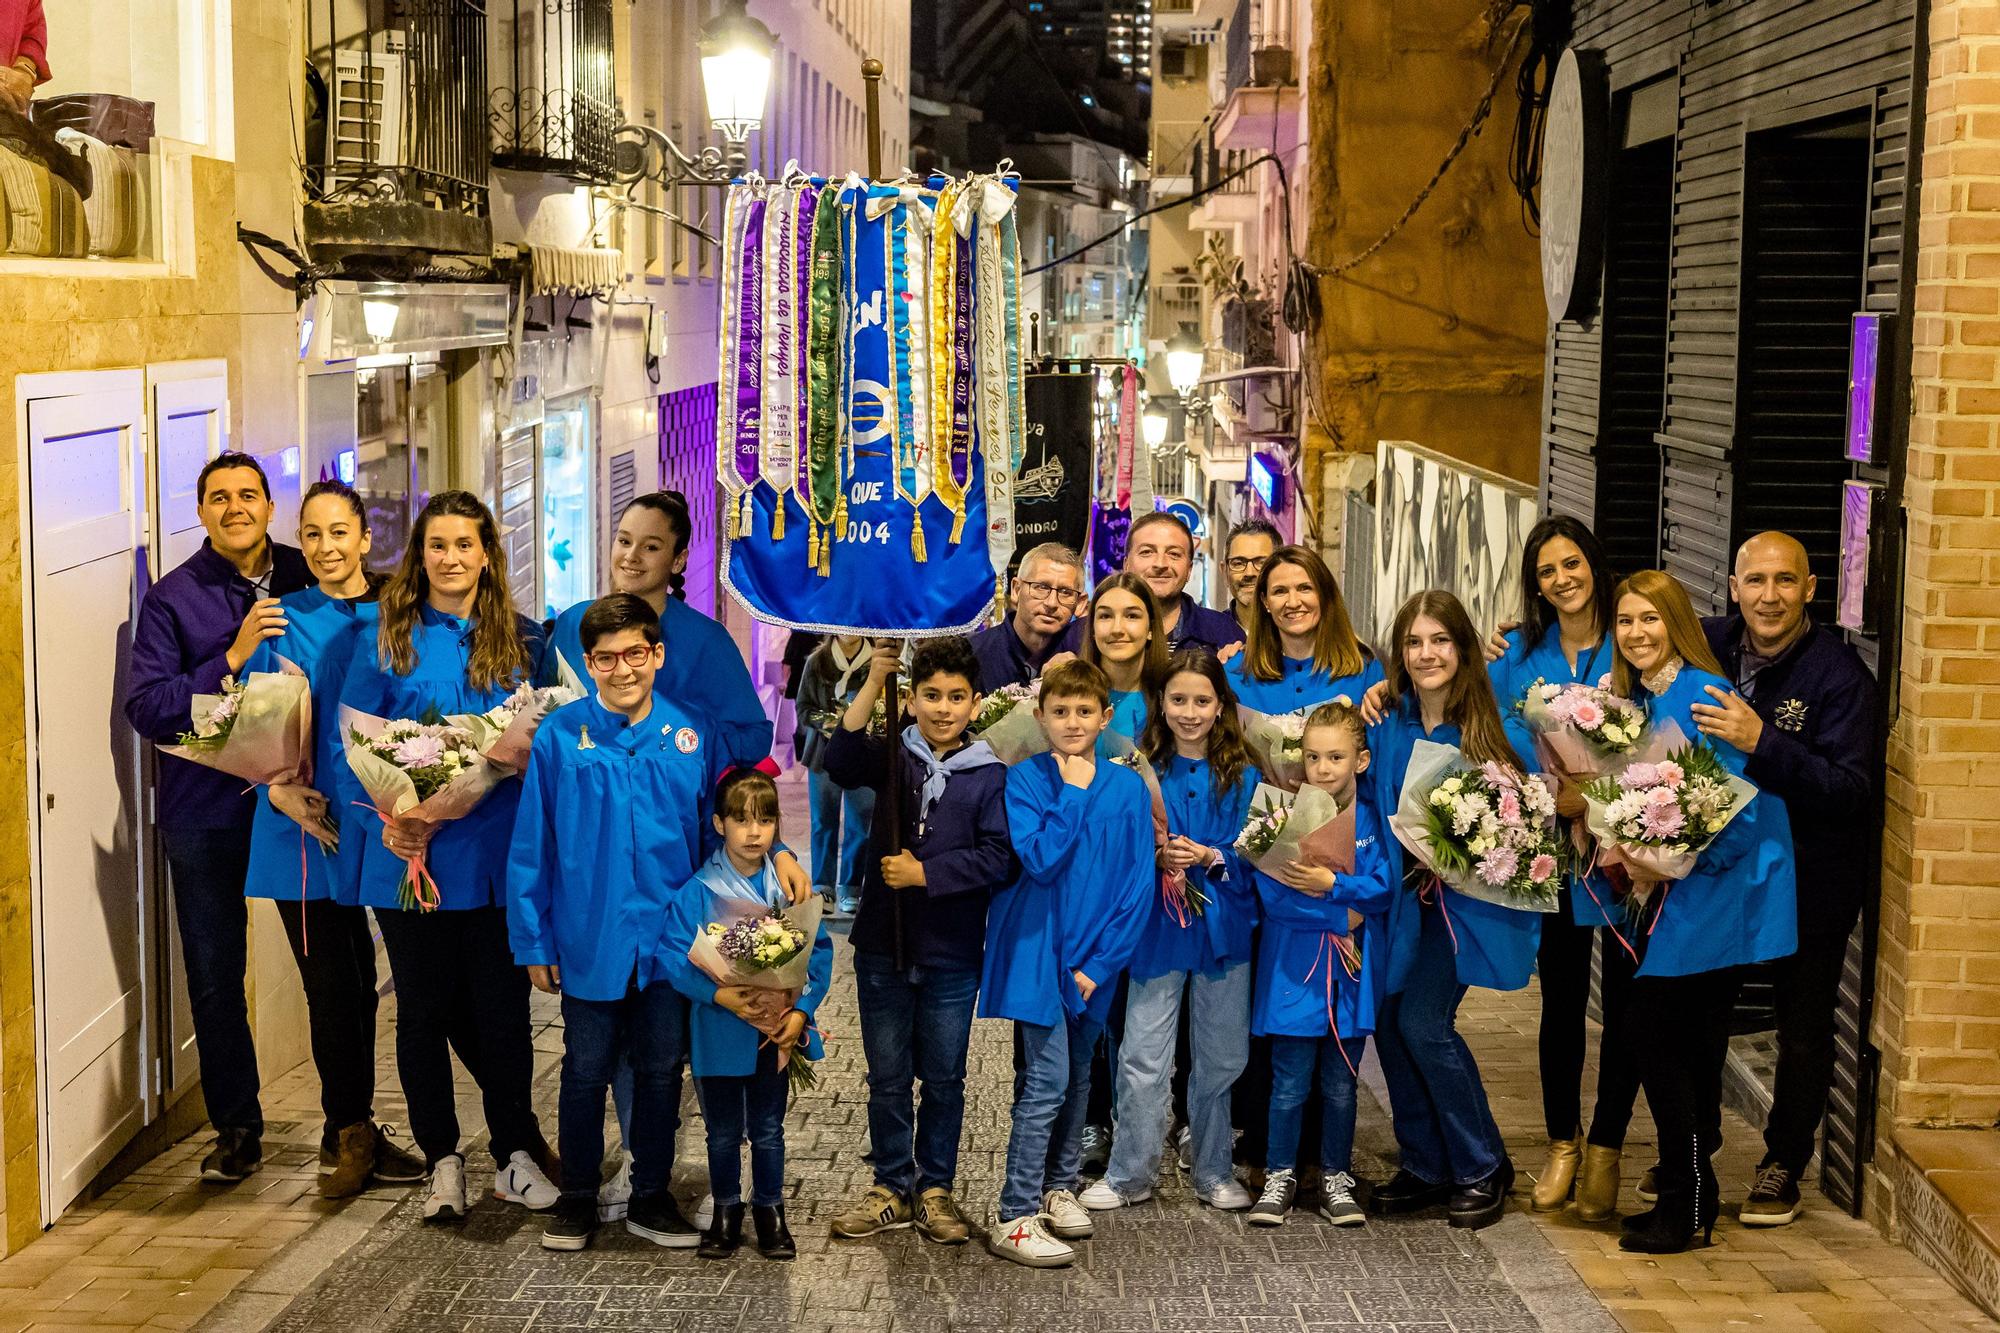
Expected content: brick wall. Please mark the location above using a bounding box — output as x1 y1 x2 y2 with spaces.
1873 0 2000 1229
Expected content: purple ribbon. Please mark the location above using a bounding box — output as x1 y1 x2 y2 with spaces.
733 196 766 490
947 225 976 490
795 186 819 498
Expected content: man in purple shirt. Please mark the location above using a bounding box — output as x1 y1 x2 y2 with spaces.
123 452 311 1182
969 542 1086 692
1056 511 1245 658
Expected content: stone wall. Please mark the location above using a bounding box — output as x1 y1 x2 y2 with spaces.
1873 0 2000 1231
1304 0 1546 485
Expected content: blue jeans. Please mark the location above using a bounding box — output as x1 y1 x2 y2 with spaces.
1374 901 1505 1186
558 981 688 1200
1268 1033 1368 1174
853 950 980 1196
808 770 876 895
160 827 262 1137
698 1045 789 1207
1001 1013 1103 1220
1105 964 1250 1197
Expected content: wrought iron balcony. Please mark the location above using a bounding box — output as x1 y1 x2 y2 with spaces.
490 0 619 183
305 0 493 261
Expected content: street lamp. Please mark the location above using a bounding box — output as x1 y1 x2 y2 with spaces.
1165 325 1210 419
1142 402 1170 450
612 0 775 196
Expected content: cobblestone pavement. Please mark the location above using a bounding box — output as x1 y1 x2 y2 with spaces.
2 773 1993 1332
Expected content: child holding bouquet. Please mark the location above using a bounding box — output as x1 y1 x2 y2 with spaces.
507 593 731 1254
1602 571 1796 1254
1246 702 1394 1228
1080 651 1259 1216
1369 591 1541 1231
241 480 425 1198
339 492 557 1222
665 769 834 1262
980 661 1154 1268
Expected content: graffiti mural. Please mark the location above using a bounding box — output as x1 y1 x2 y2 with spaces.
1369 441 1537 651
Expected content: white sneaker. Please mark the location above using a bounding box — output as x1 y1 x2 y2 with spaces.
989 1212 1076 1268
1197 1177 1253 1210
694 1192 715 1230
596 1157 632 1222
1078 1179 1149 1211
494 1150 560 1211
1175 1124 1194 1173
423 1154 467 1222
1042 1188 1094 1239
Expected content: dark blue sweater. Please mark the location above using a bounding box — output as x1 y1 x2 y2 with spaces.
822 726 1018 971
125 540 313 831
970 617 1066 692
1703 615 1877 920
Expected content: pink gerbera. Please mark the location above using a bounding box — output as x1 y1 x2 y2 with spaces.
1498 789 1522 824
1529 853 1559 883
1571 700 1605 729
1656 761 1686 786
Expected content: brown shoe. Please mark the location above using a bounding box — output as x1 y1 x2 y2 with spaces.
915 1187 970 1245
1531 1136 1581 1211
829 1184 913 1238
320 1120 377 1199
1574 1146 1621 1222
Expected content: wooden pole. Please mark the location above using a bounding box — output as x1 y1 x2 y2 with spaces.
862 57 884 178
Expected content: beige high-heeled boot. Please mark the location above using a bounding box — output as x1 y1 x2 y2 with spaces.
1575 1145 1622 1221
1531 1136 1582 1211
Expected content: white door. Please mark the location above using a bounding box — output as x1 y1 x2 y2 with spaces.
145 366 227 1104
24 375 153 1222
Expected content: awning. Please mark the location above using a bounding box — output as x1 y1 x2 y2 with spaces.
530 245 623 297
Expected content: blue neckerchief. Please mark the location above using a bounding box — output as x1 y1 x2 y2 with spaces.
899 724 1000 829
691 847 784 907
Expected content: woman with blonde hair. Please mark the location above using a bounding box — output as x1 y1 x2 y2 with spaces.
1604 570 1796 1254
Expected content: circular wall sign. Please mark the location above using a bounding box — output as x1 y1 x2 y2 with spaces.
1540 47 1610 324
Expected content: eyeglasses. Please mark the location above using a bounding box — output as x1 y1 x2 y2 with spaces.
1225 554 1270 574
1016 578 1082 607
585 645 657 672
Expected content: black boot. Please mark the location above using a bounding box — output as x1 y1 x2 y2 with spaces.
1619 1161 1716 1254
200 1127 263 1183
1447 1159 1515 1230
698 1202 745 1260
1367 1169 1453 1215
753 1204 796 1260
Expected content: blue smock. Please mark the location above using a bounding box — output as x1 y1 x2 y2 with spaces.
1251 789 1396 1039
338 605 550 911
1129 756 1260 981
1489 624 1619 927
664 849 834 1077
978 753 1154 1027
551 596 773 766
505 691 729 1001
243 587 377 905
1227 653 1384 716
1106 688 1148 742
1628 666 1798 979
1372 701 1543 993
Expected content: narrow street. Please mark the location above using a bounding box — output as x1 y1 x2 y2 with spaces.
0 774 1983 1333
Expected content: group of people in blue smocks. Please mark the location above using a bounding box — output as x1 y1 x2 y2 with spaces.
128 458 1807 1265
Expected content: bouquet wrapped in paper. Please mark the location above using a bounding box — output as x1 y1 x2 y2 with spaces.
805 685 908 740
1234 782 1357 881
688 893 827 1093
162 656 313 786
341 707 507 911
1580 721 1757 888
452 683 581 773
967 682 1043 765
1387 740 1564 913
1518 678 1648 787
1239 697 1351 792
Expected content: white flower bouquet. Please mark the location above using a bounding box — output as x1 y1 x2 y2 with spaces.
163 656 313 786
1387 740 1565 913
340 707 506 910
452 683 581 773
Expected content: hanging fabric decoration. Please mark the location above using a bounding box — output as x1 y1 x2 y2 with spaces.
717 175 768 538
721 168 1023 638
760 175 803 543
1114 362 1138 509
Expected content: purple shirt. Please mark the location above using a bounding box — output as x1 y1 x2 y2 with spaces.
124 539 312 831
1057 590 1245 658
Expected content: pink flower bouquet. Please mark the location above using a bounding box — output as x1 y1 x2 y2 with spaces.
452 683 581 773
340 707 508 910
1580 721 1757 888
966 682 1044 765
1239 701 1348 792
688 894 826 1092
162 656 313 786
1234 782 1357 881
1387 739 1564 913
1518 678 1648 785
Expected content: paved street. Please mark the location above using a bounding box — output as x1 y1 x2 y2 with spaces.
0 773 1990 1333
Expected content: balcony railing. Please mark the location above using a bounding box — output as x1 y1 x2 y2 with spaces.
490 0 618 183
306 0 491 258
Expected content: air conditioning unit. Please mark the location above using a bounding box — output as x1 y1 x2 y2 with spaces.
327 38 407 176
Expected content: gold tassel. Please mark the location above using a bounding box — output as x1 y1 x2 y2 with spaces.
911 517 928 563
948 510 966 545
818 533 832 577
807 521 820 571
833 492 848 534
771 496 786 543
